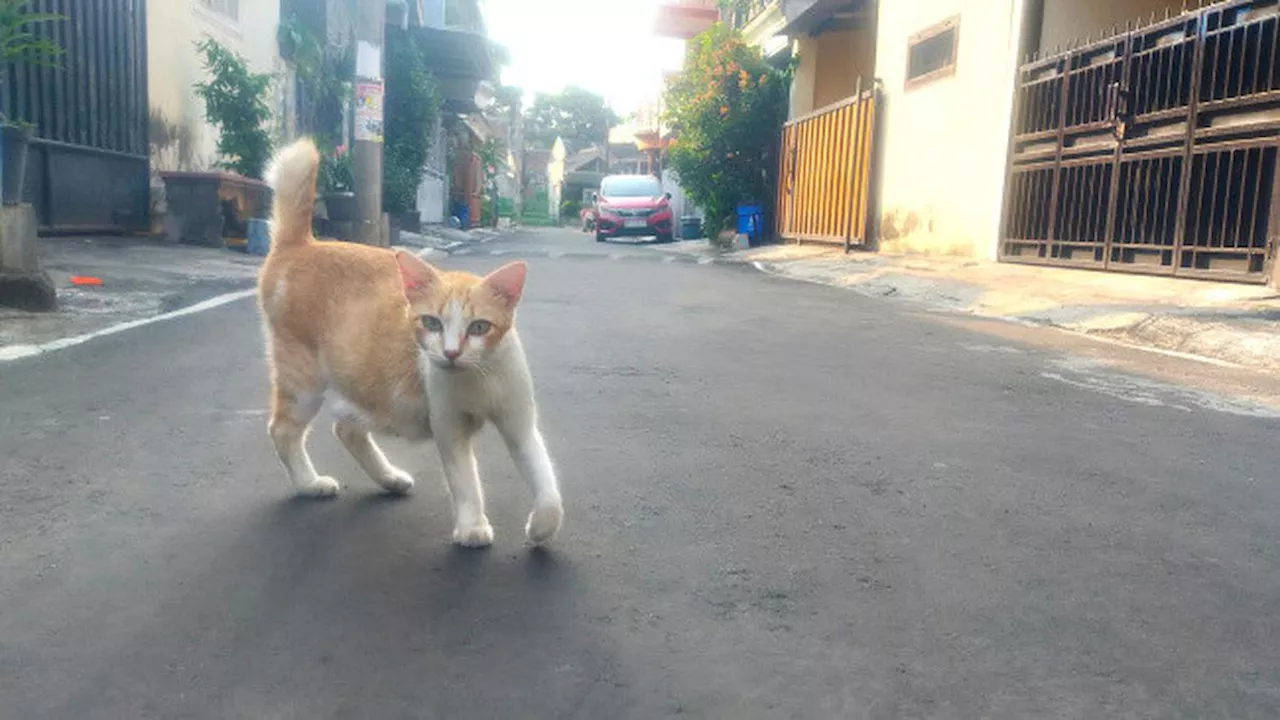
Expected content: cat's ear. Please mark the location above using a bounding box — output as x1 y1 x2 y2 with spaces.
482 261 527 308
395 250 440 297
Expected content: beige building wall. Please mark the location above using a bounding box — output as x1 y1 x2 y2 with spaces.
147 0 286 172
547 138 566 217
789 28 876 118
873 0 1028 258
1038 0 1183 53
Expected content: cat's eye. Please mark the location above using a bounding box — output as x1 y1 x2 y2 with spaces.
467 320 493 336
421 315 443 332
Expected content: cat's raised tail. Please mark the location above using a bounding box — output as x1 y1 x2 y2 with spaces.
265 138 320 250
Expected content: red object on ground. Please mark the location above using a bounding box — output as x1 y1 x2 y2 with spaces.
70 276 103 286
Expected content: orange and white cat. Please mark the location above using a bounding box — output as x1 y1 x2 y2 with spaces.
256 138 562 547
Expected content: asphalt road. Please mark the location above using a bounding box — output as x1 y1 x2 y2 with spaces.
3 228 1280 719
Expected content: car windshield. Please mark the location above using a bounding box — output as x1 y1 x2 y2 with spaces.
601 176 662 198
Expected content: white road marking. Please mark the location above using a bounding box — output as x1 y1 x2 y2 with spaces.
0 288 256 363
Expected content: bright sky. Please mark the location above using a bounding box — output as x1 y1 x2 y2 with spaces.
481 0 687 117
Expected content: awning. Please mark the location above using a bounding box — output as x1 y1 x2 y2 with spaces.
782 0 872 37
565 170 605 188
654 1 719 39
413 25 499 113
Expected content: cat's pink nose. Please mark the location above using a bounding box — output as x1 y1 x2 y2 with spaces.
444 349 461 361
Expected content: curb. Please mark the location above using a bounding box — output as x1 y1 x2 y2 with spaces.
743 257 1270 372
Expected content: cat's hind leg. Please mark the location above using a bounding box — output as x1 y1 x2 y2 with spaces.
267 348 339 498
334 417 414 494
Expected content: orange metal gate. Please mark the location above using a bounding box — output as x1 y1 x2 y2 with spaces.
776 82 878 250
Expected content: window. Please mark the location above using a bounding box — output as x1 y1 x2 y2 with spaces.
600 175 663 198
906 16 959 90
197 0 239 21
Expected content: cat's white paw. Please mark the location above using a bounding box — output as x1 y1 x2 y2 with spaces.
526 501 563 545
299 476 340 498
452 519 494 548
376 468 415 495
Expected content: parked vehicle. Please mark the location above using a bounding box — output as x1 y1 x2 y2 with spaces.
592 174 674 243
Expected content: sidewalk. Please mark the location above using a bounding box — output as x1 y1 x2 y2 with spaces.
398 224 505 252
654 240 1280 374
0 236 262 357
0 228 506 360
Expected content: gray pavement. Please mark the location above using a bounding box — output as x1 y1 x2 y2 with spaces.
2 228 1280 718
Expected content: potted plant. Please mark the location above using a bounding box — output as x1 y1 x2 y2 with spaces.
161 39 273 247
318 144 355 221
0 1 63 205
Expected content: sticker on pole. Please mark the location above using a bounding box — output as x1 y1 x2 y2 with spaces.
356 41 382 80
355 81 384 143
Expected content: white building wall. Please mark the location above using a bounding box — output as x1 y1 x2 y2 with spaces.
147 0 286 172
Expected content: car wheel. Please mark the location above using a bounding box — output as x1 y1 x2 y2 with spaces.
595 231 606 243
656 233 674 244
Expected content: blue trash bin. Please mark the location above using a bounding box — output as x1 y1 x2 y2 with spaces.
736 203 763 244
246 218 271 256
680 216 702 240
450 201 470 230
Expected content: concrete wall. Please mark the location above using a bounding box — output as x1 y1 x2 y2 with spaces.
790 27 876 118
872 0 1027 258
1038 0 1182 53
147 0 286 172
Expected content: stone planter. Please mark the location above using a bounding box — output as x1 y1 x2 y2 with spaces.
1 123 32 206
324 192 357 221
159 171 272 247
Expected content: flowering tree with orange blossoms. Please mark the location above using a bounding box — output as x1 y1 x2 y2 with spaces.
664 23 792 238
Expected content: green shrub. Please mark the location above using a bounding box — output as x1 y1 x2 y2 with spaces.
383 25 441 214
498 196 515 217
193 39 273 179
560 199 582 219
663 23 792 238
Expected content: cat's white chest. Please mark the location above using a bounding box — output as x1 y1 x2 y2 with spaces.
427 368 500 417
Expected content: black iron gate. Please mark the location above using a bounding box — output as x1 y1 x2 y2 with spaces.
2 0 149 233
1001 0 1280 283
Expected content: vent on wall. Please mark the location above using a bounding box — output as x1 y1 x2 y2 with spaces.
906 16 960 90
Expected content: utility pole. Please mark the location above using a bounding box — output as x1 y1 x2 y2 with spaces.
352 0 387 245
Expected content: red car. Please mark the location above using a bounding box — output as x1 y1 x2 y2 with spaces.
592 174 675 244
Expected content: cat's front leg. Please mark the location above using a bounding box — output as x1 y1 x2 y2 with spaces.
496 414 564 545
435 425 494 548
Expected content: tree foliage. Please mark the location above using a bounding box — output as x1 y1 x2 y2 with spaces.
0 0 62 69
0 0 64 125
383 25 441 214
523 86 618 148
663 23 791 237
193 39 273 179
